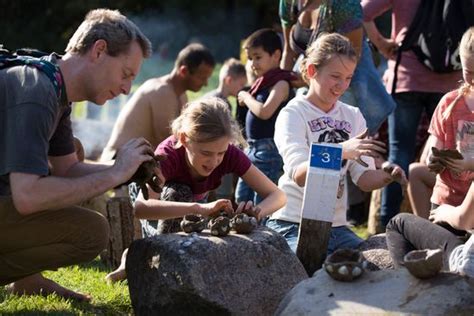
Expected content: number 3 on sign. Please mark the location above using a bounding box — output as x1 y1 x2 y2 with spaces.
310 143 342 171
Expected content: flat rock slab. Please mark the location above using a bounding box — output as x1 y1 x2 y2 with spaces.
127 226 307 316
277 268 474 315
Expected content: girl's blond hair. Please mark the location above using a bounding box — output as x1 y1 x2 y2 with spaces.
442 27 474 120
171 97 246 147
299 33 357 84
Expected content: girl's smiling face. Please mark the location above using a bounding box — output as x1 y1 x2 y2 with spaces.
182 136 230 179
308 55 356 111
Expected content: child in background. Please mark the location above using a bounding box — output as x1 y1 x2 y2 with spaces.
105 98 287 282
235 28 296 206
201 58 247 202
425 26 474 212
267 33 406 254
202 58 247 111
388 26 474 272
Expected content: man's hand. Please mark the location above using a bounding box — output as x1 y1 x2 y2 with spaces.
341 129 386 167
112 138 155 184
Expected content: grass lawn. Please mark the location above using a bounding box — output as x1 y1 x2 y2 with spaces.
0 225 369 315
0 259 132 315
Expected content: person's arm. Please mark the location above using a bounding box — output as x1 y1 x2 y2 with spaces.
240 165 287 219
133 187 233 220
356 166 406 191
344 27 364 59
363 20 398 60
429 182 474 230
10 138 154 215
281 24 298 70
237 80 290 120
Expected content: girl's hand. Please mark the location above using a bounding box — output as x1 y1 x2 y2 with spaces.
237 91 251 107
235 200 262 220
198 199 233 217
443 156 474 174
429 205 454 225
341 129 386 167
382 161 408 186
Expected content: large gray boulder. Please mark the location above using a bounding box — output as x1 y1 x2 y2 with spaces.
276 268 474 315
127 226 307 316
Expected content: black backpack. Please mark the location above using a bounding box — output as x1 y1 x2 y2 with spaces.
0 46 62 98
392 0 474 94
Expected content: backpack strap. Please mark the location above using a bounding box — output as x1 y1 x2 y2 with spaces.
0 53 63 99
391 0 429 94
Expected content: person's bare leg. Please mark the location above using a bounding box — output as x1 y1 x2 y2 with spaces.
6 273 91 301
105 248 128 283
407 163 436 219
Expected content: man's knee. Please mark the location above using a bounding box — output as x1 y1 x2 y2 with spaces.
73 209 110 261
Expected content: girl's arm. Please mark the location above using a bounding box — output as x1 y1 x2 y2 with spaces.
429 182 474 230
356 166 406 192
238 80 290 120
424 134 444 165
241 164 287 219
134 187 233 220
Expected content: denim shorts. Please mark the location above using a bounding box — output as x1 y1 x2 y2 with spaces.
235 138 283 204
266 219 363 254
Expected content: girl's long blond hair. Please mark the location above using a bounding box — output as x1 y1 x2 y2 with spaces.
171 97 246 148
442 27 474 120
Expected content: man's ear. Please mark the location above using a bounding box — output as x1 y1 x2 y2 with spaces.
90 39 108 61
307 63 317 78
178 65 189 77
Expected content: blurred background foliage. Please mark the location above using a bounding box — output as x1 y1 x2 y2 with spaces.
0 0 280 61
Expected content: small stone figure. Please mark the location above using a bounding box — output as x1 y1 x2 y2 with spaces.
209 216 231 236
403 248 443 279
180 214 207 233
127 154 166 200
230 213 258 234
428 147 464 174
323 249 366 282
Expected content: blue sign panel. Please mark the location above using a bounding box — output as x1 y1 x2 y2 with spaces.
309 143 342 171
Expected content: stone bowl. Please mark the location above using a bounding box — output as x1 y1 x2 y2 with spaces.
323 249 366 282
230 213 258 234
403 248 443 279
208 216 231 236
180 214 207 233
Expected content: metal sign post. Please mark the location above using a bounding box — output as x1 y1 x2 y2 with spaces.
296 143 342 276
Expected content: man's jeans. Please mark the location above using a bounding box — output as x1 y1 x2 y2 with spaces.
266 219 363 254
235 138 282 205
380 91 444 227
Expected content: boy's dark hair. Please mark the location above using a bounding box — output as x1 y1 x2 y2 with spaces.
175 43 215 74
244 28 282 55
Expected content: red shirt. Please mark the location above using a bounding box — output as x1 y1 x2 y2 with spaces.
428 90 474 206
156 136 251 201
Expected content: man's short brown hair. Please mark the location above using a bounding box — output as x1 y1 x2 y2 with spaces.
66 8 152 58
175 43 215 74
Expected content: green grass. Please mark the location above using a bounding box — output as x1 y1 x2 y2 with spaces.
0 259 132 315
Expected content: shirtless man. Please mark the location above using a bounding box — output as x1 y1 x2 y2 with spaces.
101 43 215 160
0 9 154 301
